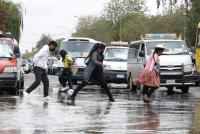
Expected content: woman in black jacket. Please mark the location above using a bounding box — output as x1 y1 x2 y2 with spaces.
69 43 115 105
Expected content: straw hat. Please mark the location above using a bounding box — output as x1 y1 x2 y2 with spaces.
155 44 167 51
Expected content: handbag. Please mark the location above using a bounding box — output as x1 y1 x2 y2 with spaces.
135 69 160 88
69 62 78 75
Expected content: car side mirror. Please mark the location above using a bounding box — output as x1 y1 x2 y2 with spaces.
189 52 193 55
139 51 145 57
14 46 20 58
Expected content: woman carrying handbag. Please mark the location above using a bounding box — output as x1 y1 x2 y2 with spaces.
136 44 166 103
68 43 115 105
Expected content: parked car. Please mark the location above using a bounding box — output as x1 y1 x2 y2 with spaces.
103 46 128 84
127 33 195 93
0 31 24 94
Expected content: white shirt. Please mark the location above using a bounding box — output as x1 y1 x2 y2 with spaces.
33 45 50 69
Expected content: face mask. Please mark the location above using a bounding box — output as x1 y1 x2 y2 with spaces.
49 48 55 51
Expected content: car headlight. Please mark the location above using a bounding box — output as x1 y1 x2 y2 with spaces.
4 66 17 73
183 64 194 72
104 65 111 70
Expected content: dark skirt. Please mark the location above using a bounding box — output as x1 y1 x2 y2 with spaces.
89 66 104 84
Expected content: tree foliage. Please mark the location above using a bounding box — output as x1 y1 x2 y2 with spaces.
36 34 52 49
0 0 23 42
187 0 200 46
156 0 189 13
103 0 147 21
73 10 185 43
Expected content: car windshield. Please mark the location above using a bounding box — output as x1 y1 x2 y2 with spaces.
60 41 95 58
146 41 189 55
0 43 13 59
53 60 58 64
104 48 128 61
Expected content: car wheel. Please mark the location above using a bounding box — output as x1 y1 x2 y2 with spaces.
181 86 189 94
11 82 19 95
20 80 24 89
73 80 77 84
129 76 137 92
167 86 174 94
195 82 200 86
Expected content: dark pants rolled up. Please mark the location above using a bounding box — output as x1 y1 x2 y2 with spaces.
71 80 114 101
59 68 73 89
26 66 49 97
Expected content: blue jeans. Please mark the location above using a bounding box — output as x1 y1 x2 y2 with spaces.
60 68 73 89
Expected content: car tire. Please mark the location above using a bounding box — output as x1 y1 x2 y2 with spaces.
129 75 137 92
20 80 24 89
58 76 62 84
73 80 77 84
181 86 189 94
167 86 174 94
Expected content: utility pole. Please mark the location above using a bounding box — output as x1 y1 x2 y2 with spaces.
119 16 122 41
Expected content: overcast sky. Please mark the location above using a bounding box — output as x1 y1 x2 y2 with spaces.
12 0 158 53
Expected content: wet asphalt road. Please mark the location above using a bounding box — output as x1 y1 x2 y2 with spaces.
0 73 200 134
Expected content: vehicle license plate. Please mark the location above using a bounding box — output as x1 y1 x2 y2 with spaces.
166 80 175 84
117 74 124 78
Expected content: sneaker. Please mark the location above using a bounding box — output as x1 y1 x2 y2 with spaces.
60 87 68 92
109 97 115 102
67 96 75 105
44 96 50 103
23 90 29 97
67 89 74 96
143 95 150 103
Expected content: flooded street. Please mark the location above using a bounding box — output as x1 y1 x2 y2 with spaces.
0 73 199 134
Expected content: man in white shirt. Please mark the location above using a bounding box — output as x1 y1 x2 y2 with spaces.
24 41 57 101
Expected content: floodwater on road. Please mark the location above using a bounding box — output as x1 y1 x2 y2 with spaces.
0 74 199 134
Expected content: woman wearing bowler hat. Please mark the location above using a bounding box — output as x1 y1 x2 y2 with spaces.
137 44 166 103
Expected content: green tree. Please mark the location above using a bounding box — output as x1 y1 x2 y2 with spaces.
148 9 185 34
36 34 52 49
187 0 200 46
56 38 65 48
103 0 147 21
0 0 23 42
73 16 114 43
114 13 148 41
156 0 189 13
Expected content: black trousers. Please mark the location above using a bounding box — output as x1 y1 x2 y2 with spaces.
142 85 157 97
71 80 114 101
59 68 73 89
26 66 49 97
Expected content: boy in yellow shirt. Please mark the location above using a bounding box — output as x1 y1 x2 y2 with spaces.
59 49 74 91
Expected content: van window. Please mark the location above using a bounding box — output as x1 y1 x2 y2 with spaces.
146 41 189 55
104 48 128 61
128 43 140 59
60 41 94 58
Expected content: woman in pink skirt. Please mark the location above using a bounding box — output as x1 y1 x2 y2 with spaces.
138 44 165 103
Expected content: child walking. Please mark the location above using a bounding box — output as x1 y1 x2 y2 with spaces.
59 49 73 91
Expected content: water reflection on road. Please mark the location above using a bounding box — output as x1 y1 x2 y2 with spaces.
0 74 199 134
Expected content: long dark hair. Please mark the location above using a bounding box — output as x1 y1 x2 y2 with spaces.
153 48 164 61
59 49 67 62
85 43 105 62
